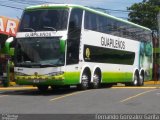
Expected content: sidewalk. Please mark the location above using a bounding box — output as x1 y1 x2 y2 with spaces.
144 80 160 85
0 86 36 90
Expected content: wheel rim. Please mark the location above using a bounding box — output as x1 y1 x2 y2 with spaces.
93 73 99 86
133 74 138 85
139 74 144 85
81 74 89 88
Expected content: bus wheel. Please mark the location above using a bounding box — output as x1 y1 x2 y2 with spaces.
91 72 100 89
37 85 48 92
133 73 139 86
138 73 144 86
78 72 90 90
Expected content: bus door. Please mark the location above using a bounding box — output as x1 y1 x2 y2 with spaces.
65 8 83 84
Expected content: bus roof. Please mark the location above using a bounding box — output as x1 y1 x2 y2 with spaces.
25 4 151 32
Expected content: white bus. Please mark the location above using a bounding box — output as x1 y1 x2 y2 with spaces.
14 4 153 91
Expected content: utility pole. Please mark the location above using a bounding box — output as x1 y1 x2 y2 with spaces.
156 11 160 80
158 12 160 43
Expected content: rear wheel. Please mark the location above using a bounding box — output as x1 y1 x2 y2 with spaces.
91 72 100 89
78 72 90 90
133 73 139 86
138 73 144 86
132 72 140 86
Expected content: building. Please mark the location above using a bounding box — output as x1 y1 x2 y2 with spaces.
0 16 19 87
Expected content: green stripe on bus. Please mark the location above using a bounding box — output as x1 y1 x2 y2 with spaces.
102 72 133 83
16 71 152 85
64 72 80 85
26 6 70 11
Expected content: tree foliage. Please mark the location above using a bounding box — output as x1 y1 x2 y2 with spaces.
127 0 160 31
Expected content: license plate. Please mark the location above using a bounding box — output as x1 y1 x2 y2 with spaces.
28 79 45 83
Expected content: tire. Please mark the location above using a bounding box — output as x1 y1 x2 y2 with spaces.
138 73 144 86
78 72 90 90
91 72 100 89
37 85 48 91
132 73 139 86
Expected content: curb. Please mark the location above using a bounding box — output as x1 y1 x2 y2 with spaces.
0 86 36 90
144 81 160 85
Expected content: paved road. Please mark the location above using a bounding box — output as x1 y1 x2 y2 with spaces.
0 86 160 115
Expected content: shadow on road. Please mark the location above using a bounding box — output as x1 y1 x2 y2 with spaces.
0 84 114 96
0 87 81 96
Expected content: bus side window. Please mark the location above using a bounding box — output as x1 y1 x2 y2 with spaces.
67 8 83 65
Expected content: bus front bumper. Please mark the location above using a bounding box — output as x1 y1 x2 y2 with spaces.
15 75 65 86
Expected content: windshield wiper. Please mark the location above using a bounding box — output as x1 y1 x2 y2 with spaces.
16 62 41 67
40 63 64 67
16 62 64 68
55 63 64 66
43 26 57 32
41 63 58 67
23 27 36 32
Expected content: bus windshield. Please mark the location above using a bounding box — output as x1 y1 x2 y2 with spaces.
15 37 65 67
19 9 69 32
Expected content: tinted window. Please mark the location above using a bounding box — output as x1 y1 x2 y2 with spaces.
15 37 65 66
19 9 69 32
84 11 152 42
83 45 135 65
66 8 83 65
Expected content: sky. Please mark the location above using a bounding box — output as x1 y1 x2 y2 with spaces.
0 0 143 20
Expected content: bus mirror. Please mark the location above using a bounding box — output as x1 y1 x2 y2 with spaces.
9 48 15 56
60 39 66 53
5 37 14 54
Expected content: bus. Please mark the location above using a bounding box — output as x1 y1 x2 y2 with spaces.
14 4 153 91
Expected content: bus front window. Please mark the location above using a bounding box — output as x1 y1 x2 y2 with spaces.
19 9 69 32
15 37 65 67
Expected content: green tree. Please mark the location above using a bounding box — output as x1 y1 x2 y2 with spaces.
127 0 160 31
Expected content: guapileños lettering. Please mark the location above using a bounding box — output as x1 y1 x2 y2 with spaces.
101 36 125 50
